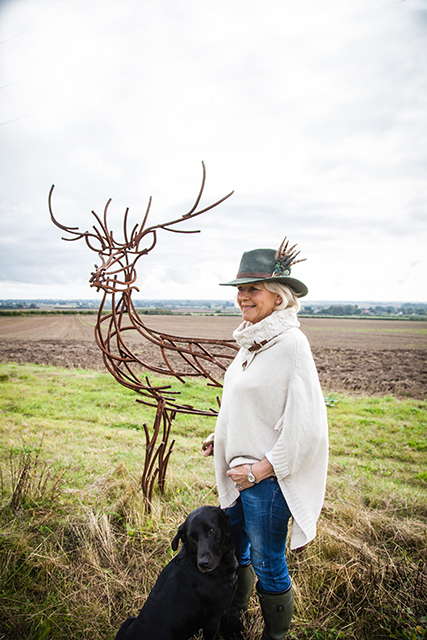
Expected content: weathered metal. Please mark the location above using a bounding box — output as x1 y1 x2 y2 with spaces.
49 163 238 508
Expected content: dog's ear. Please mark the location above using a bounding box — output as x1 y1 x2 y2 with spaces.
220 509 235 552
220 508 232 530
171 522 185 551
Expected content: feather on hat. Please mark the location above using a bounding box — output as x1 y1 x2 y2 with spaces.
219 236 308 297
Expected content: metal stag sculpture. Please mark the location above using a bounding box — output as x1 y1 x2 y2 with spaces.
49 163 238 508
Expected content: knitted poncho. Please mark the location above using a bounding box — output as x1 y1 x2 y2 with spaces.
214 308 329 550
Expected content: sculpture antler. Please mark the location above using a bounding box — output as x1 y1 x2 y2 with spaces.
49 161 233 253
49 162 233 294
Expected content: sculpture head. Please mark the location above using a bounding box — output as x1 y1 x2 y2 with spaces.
49 163 233 295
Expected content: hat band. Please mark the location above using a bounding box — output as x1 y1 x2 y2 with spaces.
237 271 272 279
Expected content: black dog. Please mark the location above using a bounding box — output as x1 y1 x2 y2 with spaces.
115 506 238 640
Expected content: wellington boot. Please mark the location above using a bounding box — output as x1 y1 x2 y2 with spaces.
220 563 256 639
257 585 294 640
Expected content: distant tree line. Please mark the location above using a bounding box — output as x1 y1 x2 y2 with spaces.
301 303 427 317
1 300 426 318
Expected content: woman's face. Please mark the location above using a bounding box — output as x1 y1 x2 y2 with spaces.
236 283 281 324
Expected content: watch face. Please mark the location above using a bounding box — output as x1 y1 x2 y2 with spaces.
248 468 255 482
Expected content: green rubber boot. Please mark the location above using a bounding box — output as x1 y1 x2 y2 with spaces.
220 563 256 639
257 585 294 640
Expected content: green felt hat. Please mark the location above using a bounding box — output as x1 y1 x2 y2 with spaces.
220 238 308 298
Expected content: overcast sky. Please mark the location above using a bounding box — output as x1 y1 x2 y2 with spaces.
1 0 426 303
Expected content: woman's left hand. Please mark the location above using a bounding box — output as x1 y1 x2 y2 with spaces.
226 458 275 490
226 465 253 491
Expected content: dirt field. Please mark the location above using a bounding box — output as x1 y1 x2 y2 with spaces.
0 315 426 398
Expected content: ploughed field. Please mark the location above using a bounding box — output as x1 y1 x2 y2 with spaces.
0 314 426 398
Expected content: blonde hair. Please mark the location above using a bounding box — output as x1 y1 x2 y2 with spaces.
261 281 301 312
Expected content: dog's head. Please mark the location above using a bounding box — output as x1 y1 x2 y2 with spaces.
171 506 235 574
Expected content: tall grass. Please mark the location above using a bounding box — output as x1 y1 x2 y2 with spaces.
0 363 426 639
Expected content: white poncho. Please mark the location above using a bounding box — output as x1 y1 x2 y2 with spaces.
214 308 329 550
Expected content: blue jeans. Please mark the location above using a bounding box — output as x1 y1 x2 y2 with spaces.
227 477 292 594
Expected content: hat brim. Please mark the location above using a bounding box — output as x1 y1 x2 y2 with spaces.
219 276 308 298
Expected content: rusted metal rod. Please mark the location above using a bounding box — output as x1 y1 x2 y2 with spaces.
49 164 236 509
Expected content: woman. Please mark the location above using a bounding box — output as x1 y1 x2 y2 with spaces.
203 238 328 640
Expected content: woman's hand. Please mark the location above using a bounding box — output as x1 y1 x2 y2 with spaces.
226 465 252 491
226 458 275 491
201 433 215 457
202 444 213 457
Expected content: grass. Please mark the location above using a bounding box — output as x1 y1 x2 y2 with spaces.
0 362 426 639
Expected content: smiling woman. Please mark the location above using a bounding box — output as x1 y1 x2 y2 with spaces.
203 238 328 640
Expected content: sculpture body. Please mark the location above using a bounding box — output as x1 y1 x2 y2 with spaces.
49 164 237 506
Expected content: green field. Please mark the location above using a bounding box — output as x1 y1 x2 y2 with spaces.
0 363 426 639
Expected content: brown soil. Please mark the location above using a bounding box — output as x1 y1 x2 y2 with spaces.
0 315 426 399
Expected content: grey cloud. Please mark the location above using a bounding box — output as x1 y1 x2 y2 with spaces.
0 0 426 302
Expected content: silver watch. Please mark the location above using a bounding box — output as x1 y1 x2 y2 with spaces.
247 464 256 483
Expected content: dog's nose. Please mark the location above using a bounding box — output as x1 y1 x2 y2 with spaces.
197 558 212 572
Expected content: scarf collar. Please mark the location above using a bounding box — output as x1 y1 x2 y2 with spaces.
233 308 300 352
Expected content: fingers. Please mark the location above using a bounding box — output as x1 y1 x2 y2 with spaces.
202 443 213 457
226 465 246 480
201 433 215 457
226 465 249 491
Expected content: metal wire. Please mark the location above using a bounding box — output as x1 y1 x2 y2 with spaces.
49 163 237 509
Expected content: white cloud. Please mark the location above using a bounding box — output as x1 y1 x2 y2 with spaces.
0 0 426 302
